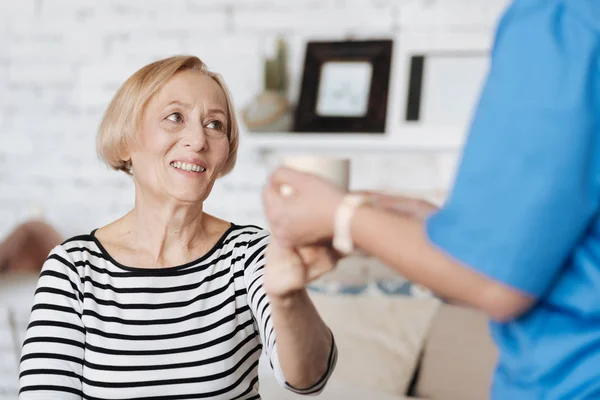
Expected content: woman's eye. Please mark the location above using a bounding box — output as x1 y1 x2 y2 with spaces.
166 112 184 123
206 120 224 131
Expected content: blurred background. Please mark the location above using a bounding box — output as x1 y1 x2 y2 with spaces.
0 0 511 239
0 1 511 399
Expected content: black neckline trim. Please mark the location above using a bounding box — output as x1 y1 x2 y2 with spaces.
87 223 237 274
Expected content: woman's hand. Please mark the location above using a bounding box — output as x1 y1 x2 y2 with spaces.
263 241 340 299
263 167 345 248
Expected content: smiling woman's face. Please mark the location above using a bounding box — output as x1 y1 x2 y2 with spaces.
127 69 230 205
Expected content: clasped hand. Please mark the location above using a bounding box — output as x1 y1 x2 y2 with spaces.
261 167 439 298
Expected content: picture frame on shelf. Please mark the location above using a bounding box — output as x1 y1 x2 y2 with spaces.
404 51 489 124
293 39 393 134
244 30 497 156
385 31 493 149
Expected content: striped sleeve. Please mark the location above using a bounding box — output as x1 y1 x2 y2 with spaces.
242 228 337 395
19 245 84 399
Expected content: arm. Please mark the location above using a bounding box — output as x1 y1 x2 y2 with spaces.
356 1 599 321
264 0 599 322
244 231 336 393
19 246 84 399
359 191 439 220
268 290 335 391
350 205 532 321
354 193 530 318
265 244 336 391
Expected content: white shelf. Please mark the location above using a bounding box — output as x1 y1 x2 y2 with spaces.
244 127 466 154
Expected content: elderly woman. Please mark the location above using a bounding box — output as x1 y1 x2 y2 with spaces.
19 55 337 399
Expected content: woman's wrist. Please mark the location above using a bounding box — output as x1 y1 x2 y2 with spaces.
268 288 308 310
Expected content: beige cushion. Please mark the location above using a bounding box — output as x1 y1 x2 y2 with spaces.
413 304 498 400
317 256 412 285
259 361 414 400
310 292 441 396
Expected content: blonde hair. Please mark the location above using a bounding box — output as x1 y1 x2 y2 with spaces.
97 55 239 176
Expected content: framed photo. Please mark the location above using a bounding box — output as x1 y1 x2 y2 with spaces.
293 39 393 133
385 32 493 148
246 31 496 155
404 51 489 125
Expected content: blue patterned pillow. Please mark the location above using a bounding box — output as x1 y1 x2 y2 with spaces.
374 280 437 298
308 278 437 299
307 281 369 295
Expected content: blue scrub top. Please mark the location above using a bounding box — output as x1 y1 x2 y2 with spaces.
426 0 600 398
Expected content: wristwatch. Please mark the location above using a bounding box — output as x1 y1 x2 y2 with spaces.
333 194 368 255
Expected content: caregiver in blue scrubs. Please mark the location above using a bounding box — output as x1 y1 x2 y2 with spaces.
262 0 600 398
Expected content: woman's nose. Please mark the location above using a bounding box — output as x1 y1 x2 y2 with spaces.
184 124 208 151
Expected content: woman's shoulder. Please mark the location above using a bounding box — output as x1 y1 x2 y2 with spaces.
230 222 268 234
35 232 98 277
59 230 99 248
229 223 270 239
50 231 103 262
226 223 271 251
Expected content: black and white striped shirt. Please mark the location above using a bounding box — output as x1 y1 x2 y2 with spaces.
19 224 337 399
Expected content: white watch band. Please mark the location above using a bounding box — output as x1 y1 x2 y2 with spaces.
333 194 368 255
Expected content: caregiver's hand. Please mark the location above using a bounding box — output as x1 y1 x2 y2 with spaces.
263 167 345 248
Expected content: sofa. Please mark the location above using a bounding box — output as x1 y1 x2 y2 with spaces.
259 256 499 400
0 261 498 400
259 295 498 400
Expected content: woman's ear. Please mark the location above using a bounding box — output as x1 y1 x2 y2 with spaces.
117 141 133 174
119 137 134 162
118 139 130 163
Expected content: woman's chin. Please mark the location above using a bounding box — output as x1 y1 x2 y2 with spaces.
179 196 206 205
163 189 207 205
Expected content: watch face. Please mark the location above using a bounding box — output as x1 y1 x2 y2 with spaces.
315 61 373 118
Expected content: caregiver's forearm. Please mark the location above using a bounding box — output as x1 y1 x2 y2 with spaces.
350 205 534 321
269 289 333 389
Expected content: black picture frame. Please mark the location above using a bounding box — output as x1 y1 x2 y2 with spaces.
405 51 488 122
293 39 393 134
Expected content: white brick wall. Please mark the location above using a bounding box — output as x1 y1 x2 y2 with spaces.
0 0 511 239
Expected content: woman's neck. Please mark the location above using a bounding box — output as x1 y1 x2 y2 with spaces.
123 196 210 268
